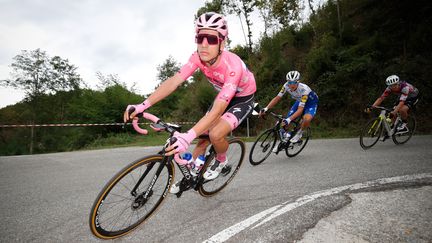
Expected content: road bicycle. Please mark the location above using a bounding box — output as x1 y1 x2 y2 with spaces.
89 112 245 239
249 111 310 165
359 106 416 149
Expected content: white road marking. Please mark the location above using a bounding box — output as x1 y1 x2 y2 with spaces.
204 173 432 243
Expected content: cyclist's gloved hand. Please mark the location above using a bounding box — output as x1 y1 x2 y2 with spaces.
165 129 197 156
123 100 151 122
282 118 291 126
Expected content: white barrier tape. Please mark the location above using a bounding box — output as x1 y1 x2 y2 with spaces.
0 121 196 128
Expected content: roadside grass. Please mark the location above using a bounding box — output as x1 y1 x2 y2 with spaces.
82 115 431 151
84 132 169 150
83 123 364 151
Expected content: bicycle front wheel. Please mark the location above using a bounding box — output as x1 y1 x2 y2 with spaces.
198 138 245 197
285 127 311 157
249 128 277 165
360 117 383 149
89 155 174 239
392 114 416 145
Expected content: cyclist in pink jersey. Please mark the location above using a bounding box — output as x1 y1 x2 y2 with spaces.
123 12 256 193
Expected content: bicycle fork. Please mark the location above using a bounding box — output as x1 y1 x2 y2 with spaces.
131 158 170 209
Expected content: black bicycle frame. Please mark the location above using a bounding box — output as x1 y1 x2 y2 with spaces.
131 154 172 199
130 120 183 198
129 130 221 199
269 113 300 143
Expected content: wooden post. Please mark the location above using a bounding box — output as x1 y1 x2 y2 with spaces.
30 125 34 154
247 118 250 137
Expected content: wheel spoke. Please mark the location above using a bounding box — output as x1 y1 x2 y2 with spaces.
199 138 245 196
90 156 171 239
249 129 276 165
286 127 310 157
392 115 416 144
360 118 382 149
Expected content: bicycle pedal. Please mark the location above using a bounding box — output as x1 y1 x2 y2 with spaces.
395 130 409 135
175 191 183 198
381 133 390 141
276 143 284 153
178 177 195 193
221 165 232 176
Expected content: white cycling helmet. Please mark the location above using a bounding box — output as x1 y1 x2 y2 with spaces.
385 75 400 86
286 71 301 82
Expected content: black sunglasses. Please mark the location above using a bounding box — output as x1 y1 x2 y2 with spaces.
195 34 221 45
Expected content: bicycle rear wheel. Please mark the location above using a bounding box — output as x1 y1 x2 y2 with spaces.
198 138 245 197
285 127 311 157
89 155 174 239
392 114 416 145
249 128 277 165
360 117 383 149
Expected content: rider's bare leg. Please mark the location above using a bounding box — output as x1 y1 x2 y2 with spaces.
301 114 313 130
289 114 313 143
399 105 409 121
209 119 231 159
193 139 210 159
201 119 232 180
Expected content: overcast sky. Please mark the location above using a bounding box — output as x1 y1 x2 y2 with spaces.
0 0 266 108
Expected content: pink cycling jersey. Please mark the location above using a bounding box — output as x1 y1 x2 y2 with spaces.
178 50 256 103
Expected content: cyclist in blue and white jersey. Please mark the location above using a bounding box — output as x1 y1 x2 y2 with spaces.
260 71 318 149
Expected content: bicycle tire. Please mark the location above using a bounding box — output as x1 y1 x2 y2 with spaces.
360 117 383 150
249 128 277 165
198 138 245 197
392 114 416 145
285 127 311 157
89 155 174 239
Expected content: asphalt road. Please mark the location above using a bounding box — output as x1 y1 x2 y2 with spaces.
0 136 431 242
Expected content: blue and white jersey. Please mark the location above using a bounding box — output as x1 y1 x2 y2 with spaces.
277 82 318 107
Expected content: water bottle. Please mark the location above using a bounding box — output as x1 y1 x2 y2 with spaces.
279 129 286 140
386 117 393 128
284 131 292 141
386 117 392 124
280 129 290 142
191 155 205 176
181 152 194 169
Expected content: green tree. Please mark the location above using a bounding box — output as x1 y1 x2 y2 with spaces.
271 0 302 28
1 49 82 98
255 0 278 37
224 0 256 51
196 0 224 17
155 56 181 85
171 72 217 127
0 49 84 153
197 0 256 51
150 56 185 119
